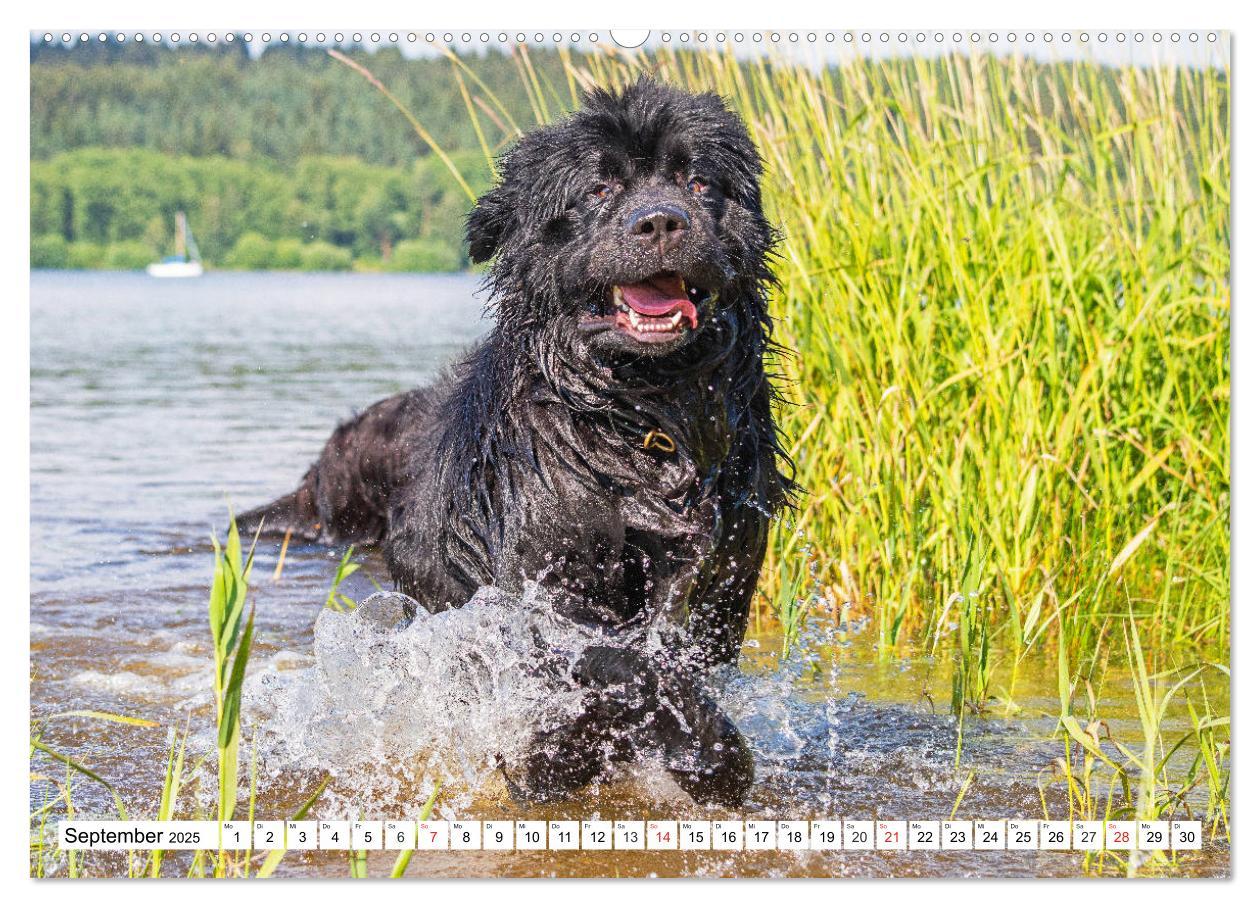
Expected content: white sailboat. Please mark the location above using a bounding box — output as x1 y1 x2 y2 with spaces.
147 211 204 278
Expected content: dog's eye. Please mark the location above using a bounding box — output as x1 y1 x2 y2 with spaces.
687 177 708 195
591 183 615 200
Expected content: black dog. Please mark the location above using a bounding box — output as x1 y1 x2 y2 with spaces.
240 80 793 806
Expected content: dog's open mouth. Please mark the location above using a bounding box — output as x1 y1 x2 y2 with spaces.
581 272 711 343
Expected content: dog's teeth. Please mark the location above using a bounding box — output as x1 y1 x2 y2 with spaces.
669 311 682 328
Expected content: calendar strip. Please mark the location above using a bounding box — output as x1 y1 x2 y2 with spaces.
57 819 1203 852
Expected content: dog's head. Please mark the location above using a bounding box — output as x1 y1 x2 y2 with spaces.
467 79 774 359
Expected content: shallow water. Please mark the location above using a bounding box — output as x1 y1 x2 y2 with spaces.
29 271 1228 878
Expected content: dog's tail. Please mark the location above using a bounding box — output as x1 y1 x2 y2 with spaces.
236 469 321 541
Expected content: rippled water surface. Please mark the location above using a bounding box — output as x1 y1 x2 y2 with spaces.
30 271 1227 878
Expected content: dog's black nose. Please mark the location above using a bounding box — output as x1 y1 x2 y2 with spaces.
626 204 690 251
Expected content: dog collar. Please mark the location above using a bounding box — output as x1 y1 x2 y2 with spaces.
642 428 677 455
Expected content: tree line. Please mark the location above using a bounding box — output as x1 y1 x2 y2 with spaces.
31 146 493 271
29 42 566 271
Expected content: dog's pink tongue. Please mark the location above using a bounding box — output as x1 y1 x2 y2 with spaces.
619 275 698 327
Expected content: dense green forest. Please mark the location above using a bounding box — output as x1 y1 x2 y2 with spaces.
29 42 568 271
30 41 1226 273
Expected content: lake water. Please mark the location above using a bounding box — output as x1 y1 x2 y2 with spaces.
29 271 1227 878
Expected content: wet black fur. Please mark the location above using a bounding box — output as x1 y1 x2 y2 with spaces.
239 80 794 806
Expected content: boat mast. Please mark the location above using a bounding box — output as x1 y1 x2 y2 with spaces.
183 212 201 263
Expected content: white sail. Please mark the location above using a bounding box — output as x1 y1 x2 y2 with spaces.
147 211 204 278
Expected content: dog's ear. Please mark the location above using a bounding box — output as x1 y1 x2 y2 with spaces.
467 186 514 264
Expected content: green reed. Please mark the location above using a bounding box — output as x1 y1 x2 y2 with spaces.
208 512 258 832
1049 588 1230 874
324 545 363 612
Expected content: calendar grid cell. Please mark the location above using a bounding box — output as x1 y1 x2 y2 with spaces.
613 820 645 850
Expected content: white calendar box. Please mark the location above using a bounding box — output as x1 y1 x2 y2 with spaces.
220 821 248 850
319 821 350 850
974 820 1005 850
713 820 744 850
450 820 481 850
647 820 678 850
1073 821 1103 850
384 821 415 850
582 820 612 850
515 821 546 849
776 820 808 850
876 820 907 850
351 820 383 850
1008 819 1038 850
549 821 580 850
286 820 317 850
843 819 874 850
1105 820 1136 851
810 820 843 850
1138 820 1170 850
1039 821 1069 850
745 820 776 850
253 821 284 851
613 820 645 850
942 820 972 850
680 821 711 850
416 821 449 850
909 820 940 850
483 820 513 850
1171 820 1202 851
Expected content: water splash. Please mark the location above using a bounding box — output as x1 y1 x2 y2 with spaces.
241 588 1120 842
249 584 602 808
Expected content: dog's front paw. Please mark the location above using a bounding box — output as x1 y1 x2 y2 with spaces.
498 725 606 804
570 645 660 718
663 709 755 808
